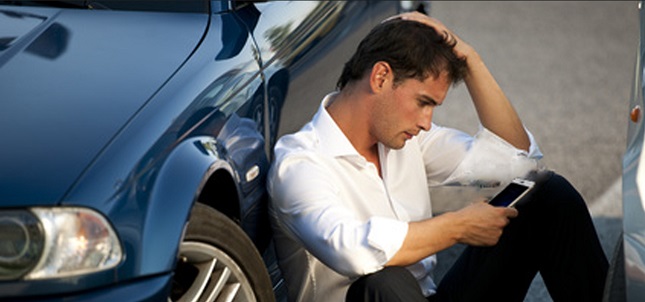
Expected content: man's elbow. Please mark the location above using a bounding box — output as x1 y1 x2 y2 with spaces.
321 251 384 278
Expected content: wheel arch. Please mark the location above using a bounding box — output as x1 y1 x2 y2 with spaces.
267 68 290 101
139 136 244 275
197 162 242 224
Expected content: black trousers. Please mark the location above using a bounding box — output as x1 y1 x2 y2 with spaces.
346 172 609 302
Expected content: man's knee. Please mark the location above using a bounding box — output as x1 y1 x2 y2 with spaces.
518 172 585 211
537 173 588 210
515 172 597 237
346 267 426 302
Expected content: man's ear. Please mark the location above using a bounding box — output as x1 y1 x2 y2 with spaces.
369 61 392 93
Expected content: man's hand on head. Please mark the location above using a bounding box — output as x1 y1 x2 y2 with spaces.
384 12 530 151
384 12 476 61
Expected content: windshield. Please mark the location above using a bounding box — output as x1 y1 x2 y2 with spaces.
0 0 209 13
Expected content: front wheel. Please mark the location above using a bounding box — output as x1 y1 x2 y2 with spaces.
170 203 275 302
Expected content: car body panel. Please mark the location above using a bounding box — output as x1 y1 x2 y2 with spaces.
1 3 266 297
0 0 403 299
0 7 209 205
3 274 172 302
258 0 401 140
621 1 645 300
50 5 260 289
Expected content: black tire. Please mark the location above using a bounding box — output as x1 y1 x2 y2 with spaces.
170 203 275 302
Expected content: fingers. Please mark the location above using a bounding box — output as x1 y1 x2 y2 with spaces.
504 207 519 219
488 203 519 222
383 12 474 59
478 199 519 219
455 201 517 246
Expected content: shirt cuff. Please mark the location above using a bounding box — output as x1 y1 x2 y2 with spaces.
366 217 409 264
440 126 544 186
476 127 542 158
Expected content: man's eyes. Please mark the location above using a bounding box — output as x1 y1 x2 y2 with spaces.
418 99 436 107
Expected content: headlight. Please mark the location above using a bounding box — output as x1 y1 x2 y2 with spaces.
0 210 44 280
0 207 123 280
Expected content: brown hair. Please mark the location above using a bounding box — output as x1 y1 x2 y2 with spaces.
337 18 467 90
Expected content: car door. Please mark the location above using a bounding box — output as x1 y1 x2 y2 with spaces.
233 1 398 152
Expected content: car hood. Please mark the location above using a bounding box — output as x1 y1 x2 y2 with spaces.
0 6 208 205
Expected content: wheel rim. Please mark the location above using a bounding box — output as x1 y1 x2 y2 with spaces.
171 241 257 302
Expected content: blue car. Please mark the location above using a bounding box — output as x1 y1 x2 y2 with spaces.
0 1 422 300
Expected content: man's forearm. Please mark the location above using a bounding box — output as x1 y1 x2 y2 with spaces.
385 212 460 267
385 201 517 267
396 12 531 151
464 52 530 151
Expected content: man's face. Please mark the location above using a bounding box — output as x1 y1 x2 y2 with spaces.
371 73 451 149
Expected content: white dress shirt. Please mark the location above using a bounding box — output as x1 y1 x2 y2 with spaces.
267 93 543 302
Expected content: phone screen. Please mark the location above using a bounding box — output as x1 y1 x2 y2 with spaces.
488 182 530 207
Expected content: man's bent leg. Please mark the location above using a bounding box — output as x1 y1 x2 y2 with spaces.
530 173 608 301
346 266 428 302
434 172 608 302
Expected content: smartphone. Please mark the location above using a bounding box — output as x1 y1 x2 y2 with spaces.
488 178 535 207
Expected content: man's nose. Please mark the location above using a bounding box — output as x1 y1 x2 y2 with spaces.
418 109 433 131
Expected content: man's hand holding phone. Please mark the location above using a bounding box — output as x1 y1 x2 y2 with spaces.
452 201 518 247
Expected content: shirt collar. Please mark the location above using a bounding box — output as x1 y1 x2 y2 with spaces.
312 92 362 158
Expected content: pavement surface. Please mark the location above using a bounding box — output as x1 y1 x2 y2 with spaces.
425 1 639 301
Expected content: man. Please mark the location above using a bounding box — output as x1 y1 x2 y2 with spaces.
268 12 608 301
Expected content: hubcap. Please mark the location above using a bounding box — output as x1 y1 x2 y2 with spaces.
171 241 256 302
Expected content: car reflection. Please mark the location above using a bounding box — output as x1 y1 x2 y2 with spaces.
25 22 69 59
0 10 69 60
0 9 46 51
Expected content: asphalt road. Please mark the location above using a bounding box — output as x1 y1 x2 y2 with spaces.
426 1 639 301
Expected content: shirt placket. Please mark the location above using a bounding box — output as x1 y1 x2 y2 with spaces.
377 144 409 221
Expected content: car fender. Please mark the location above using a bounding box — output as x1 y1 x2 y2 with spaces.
138 135 242 276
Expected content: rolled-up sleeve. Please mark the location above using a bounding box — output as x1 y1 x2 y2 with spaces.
268 155 409 277
366 217 409 263
419 123 543 187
